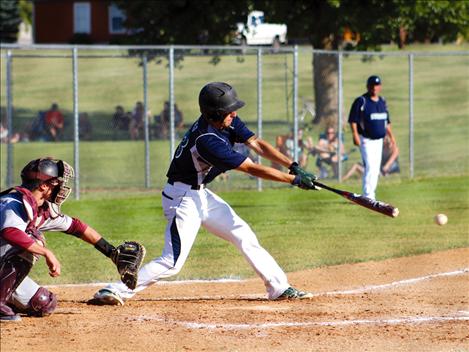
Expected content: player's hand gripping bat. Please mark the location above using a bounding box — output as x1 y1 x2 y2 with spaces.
313 180 399 218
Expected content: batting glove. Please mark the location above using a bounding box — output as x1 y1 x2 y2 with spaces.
291 174 318 191
289 162 319 183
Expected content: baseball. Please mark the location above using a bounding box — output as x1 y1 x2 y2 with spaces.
434 214 448 226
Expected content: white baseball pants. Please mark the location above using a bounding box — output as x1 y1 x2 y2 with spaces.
360 136 383 200
106 182 290 299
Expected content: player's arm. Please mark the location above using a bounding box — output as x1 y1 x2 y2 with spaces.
1 227 61 277
350 122 361 146
63 217 117 258
62 216 145 289
348 98 362 146
28 241 61 277
236 158 317 190
246 137 293 169
236 157 295 184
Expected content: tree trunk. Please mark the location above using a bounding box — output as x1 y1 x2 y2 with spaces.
312 52 338 128
398 26 407 49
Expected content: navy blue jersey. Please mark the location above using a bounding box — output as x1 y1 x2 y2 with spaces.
348 94 390 139
166 115 255 186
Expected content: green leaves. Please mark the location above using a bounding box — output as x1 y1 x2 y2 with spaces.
0 0 21 43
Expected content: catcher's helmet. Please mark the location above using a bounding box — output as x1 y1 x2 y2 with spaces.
21 158 60 184
21 158 74 206
199 82 245 121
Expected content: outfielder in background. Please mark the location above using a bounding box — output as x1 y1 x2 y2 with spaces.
0 158 144 321
348 75 396 200
90 82 319 306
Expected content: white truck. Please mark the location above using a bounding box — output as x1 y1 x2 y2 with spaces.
235 11 287 47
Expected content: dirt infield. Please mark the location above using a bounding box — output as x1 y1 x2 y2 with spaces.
1 248 468 352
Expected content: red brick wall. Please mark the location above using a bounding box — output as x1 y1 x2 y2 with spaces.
34 0 114 44
34 0 74 43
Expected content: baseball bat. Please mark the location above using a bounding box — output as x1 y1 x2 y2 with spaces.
313 181 399 218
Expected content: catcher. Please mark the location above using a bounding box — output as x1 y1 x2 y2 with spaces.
0 158 145 321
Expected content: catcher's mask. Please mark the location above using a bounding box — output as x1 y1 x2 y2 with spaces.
21 158 74 206
199 82 245 122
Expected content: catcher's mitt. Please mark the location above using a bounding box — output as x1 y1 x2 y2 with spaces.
111 241 146 290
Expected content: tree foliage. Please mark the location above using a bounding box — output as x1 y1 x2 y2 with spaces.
116 0 251 45
19 0 32 26
116 0 469 48
119 0 469 47
0 0 21 43
259 0 469 49
115 0 469 125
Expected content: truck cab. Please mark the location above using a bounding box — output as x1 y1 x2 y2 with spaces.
236 11 287 47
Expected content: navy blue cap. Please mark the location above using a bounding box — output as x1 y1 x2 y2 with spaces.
367 75 381 86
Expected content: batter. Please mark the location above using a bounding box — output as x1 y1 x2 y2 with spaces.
91 82 319 305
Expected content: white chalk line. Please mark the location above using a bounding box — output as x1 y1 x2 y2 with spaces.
131 313 469 330
48 268 469 298
317 267 469 297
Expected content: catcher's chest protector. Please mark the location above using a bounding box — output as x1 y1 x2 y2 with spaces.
2 187 54 241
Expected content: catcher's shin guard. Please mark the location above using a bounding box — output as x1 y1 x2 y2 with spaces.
0 256 32 320
26 287 57 316
0 256 33 304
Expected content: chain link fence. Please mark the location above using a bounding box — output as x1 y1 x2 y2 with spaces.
1 44 468 198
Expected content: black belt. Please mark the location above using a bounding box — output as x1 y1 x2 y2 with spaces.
168 180 204 190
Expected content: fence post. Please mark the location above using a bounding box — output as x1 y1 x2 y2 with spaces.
284 55 290 122
293 45 299 163
72 47 80 199
337 52 343 182
6 50 14 188
408 53 414 179
169 46 175 159
257 48 263 191
143 54 150 188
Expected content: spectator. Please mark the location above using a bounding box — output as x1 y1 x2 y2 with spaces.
272 128 312 170
342 135 400 181
1 121 20 144
79 112 92 140
154 101 185 139
44 103 64 142
129 102 151 140
348 75 396 199
112 105 130 131
311 127 345 179
0 121 8 143
28 111 48 141
380 134 400 176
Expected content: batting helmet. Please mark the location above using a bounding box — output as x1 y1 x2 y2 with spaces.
199 82 245 121
21 158 74 206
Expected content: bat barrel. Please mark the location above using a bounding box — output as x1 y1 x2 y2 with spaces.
313 180 399 218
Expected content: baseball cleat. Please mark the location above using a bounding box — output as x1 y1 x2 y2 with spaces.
87 289 124 306
0 314 21 321
275 287 314 300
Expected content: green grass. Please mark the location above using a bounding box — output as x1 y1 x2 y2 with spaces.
1 43 468 188
29 175 469 285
